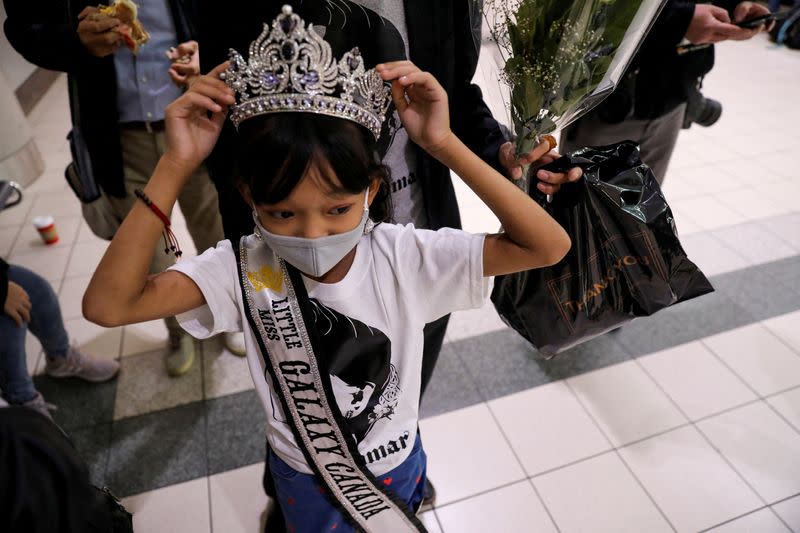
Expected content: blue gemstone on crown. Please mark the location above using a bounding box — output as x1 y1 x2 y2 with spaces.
221 4 391 138
263 72 278 88
280 15 296 33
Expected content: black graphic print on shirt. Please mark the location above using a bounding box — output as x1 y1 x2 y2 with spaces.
268 297 399 446
309 299 399 444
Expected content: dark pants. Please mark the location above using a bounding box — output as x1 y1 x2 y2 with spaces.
261 314 450 530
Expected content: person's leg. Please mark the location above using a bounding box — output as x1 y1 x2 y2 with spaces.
420 314 450 398
0 291 38 404
9 266 70 362
262 442 286 533
638 103 686 185
418 314 449 507
4 264 120 383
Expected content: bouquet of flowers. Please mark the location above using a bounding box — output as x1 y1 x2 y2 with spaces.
476 0 666 159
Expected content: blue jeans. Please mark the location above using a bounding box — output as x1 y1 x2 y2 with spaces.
269 434 427 533
0 265 69 403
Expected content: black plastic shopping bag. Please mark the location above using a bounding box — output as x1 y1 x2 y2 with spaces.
491 141 713 358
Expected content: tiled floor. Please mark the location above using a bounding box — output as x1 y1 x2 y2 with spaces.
1 32 800 533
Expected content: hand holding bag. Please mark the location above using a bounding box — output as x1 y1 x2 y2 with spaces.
491 141 714 357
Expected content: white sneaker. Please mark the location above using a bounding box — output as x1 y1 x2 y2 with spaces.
45 346 120 382
224 332 246 357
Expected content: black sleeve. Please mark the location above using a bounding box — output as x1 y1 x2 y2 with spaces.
2 0 96 73
637 1 697 59
448 1 508 176
0 258 9 312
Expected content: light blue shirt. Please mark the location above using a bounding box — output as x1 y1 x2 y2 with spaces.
114 0 183 123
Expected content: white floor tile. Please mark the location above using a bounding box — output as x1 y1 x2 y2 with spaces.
763 311 800 354
208 463 270 533
711 223 798 266
772 495 800 532
619 426 762 533
76 218 110 244
29 190 82 219
766 387 800 433
10 214 81 256
62 317 122 361
670 196 747 232
759 179 800 215
686 164 749 195
534 451 672 533
113 348 203 420
0 193 34 228
489 382 610 476
65 240 108 277
419 512 443 533
121 477 210 533
202 336 254 399
121 320 170 357
704 324 800 397
758 213 800 251
567 361 687 447
678 232 751 277
707 509 791 533
435 481 557 533
419 403 525 506
9 246 71 283
638 342 756 420
715 187 789 221
58 274 93 322
445 300 508 343
0 226 21 256
698 402 800 504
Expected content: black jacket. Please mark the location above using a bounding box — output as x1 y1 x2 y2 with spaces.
589 0 741 122
3 0 197 198
198 1 507 236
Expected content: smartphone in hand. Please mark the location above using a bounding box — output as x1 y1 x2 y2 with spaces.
736 12 783 29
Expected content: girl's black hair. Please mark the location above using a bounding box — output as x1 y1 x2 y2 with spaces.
235 113 393 223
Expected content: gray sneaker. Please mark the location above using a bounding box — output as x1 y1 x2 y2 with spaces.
45 346 120 382
22 392 56 421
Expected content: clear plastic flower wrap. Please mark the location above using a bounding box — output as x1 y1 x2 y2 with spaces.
472 0 667 158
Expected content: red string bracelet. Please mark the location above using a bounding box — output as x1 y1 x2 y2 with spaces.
134 188 183 259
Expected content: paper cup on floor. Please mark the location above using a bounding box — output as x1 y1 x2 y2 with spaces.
32 215 59 245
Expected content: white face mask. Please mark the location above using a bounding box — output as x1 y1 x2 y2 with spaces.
253 189 371 277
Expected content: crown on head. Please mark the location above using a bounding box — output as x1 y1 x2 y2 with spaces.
220 5 392 138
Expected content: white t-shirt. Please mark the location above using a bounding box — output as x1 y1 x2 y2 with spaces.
170 224 490 476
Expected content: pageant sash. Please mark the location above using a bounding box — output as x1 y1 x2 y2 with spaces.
235 235 425 533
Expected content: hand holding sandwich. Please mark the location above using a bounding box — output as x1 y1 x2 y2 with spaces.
77 0 149 57
77 6 122 57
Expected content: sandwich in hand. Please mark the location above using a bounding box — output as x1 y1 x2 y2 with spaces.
94 0 150 54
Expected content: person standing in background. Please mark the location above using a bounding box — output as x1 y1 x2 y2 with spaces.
561 0 772 183
4 0 224 376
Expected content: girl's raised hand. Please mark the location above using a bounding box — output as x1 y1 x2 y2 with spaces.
376 61 452 155
164 62 235 175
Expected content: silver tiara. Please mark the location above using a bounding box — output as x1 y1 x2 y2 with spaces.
220 5 392 138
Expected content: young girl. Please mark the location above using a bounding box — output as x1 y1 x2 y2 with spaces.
83 8 570 532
